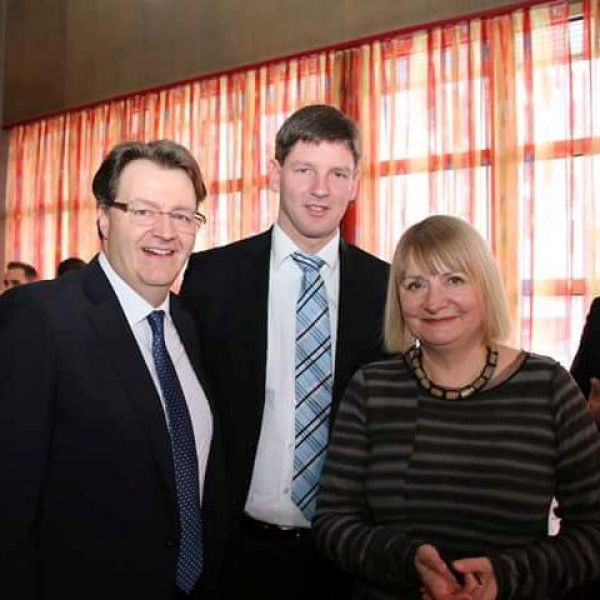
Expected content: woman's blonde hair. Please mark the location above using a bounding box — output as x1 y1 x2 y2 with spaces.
383 215 511 352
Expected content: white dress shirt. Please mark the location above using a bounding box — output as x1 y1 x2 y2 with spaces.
99 253 213 503
244 225 340 527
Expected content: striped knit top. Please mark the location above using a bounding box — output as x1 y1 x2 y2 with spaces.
314 353 600 599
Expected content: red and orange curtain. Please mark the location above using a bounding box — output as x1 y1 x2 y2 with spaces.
4 0 600 365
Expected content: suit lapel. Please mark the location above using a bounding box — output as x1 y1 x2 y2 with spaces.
171 292 226 564
171 295 212 406
334 240 360 405
83 259 177 505
236 230 271 402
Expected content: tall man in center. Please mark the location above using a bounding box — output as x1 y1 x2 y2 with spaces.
180 104 389 598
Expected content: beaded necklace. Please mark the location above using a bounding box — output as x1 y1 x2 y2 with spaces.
406 343 498 400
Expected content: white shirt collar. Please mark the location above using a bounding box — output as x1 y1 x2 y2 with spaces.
271 223 340 269
98 252 170 328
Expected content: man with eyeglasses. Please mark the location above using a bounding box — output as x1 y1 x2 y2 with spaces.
0 140 227 600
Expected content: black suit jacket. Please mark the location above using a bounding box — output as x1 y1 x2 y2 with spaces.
572 296 600 400
0 258 227 600
180 229 389 513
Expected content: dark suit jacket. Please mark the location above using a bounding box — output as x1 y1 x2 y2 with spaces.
0 258 227 600
572 296 600 400
179 229 390 513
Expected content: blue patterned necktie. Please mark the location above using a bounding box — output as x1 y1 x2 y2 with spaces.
147 310 203 594
291 252 333 520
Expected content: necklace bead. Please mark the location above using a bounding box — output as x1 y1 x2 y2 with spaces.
406 343 499 400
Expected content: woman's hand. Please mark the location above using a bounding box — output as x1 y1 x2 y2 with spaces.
415 544 473 599
452 557 497 600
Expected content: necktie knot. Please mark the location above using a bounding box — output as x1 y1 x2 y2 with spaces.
147 310 166 337
292 252 325 274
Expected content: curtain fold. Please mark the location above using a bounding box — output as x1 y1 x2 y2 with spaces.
4 0 600 365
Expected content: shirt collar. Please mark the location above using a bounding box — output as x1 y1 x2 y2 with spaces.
271 223 340 269
98 252 170 328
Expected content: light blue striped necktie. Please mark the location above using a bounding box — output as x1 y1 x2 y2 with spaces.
147 310 203 595
291 252 333 520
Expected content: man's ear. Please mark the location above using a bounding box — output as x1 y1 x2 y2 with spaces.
268 158 282 193
349 167 360 202
97 206 109 241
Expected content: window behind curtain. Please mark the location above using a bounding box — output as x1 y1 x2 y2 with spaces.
4 0 600 367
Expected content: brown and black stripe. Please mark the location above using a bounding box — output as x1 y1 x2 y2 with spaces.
314 354 600 599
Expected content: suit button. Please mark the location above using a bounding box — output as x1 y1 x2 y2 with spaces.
166 538 177 548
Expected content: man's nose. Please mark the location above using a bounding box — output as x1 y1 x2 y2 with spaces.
152 212 177 237
310 173 330 198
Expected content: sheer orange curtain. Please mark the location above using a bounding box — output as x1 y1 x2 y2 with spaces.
336 0 600 364
4 54 340 277
4 0 600 365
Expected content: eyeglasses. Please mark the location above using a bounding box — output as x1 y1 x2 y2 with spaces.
110 202 207 234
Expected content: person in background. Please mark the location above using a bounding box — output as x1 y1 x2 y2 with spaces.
0 140 227 599
314 215 600 600
571 298 600 428
2 260 37 292
569 302 600 599
56 256 87 277
180 104 389 599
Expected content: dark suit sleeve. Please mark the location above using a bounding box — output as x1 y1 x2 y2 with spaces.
180 253 210 313
571 297 600 400
0 289 55 596
179 255 196 302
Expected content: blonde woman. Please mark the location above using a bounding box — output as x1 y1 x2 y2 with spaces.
314 215 600 600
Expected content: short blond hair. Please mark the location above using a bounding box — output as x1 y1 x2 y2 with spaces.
384 215 511 352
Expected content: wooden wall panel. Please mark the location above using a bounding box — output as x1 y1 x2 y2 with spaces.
5 0 67 123
4 0 518 125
